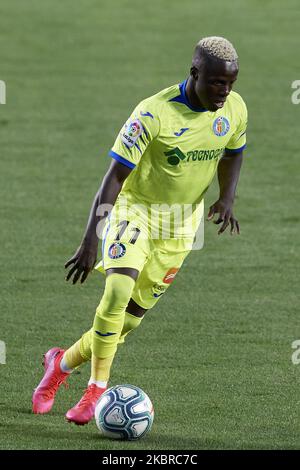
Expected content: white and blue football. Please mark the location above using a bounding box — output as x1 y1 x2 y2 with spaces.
95 384 154 440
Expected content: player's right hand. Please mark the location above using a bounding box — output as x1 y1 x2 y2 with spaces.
65 243 98 285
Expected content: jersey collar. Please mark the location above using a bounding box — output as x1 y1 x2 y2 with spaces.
169 79 208 112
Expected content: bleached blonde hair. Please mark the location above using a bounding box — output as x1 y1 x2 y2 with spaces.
195 36 238 62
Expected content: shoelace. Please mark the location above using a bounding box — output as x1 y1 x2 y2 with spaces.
77 387 101 408
42 374 69 400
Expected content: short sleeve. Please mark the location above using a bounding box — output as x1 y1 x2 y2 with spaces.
225 98 248 154
109 100 160 169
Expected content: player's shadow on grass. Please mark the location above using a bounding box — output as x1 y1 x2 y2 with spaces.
4 405 228 449
5 421 227 449
5 404 67 418
5 422 100 445
5 423 227 449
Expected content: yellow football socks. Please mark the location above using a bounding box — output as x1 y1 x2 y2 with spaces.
63 309 144 373
91 273 135 382
62 339 87 371
62 274 144 383
90 354 115 386
118 311 143 344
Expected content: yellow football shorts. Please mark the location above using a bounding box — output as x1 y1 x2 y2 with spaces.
95 206 195 310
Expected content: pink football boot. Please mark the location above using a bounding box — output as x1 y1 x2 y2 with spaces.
32 347 69 414
65 384 106 425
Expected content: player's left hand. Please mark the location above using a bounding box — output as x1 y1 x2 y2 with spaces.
207 199 240 235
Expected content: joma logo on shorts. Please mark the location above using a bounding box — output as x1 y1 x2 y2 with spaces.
164 147 224 166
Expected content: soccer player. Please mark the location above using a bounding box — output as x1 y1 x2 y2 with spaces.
32 36 247 424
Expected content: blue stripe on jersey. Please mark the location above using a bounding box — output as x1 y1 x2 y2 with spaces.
124 142 131 151
169 79 208 112
141 124 149 140
224 144 246 154
135 142 142 154
109 150 136 169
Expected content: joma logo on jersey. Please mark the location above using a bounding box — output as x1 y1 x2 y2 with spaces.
164 147 224 166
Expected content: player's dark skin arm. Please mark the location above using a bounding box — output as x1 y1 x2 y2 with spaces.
65 160 133 284
207 150 243 234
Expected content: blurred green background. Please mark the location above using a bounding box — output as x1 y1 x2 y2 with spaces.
1 0 300 450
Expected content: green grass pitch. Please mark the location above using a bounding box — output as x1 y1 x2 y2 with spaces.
1 0 300 450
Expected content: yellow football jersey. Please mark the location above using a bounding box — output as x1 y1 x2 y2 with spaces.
109 79 247 238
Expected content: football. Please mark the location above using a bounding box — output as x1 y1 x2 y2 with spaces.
94 384 154 440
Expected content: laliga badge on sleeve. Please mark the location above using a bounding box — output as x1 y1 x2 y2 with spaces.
121 119 143 148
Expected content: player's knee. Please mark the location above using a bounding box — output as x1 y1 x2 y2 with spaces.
96 273 135 319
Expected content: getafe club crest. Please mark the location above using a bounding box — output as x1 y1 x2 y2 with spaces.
108 242 126 259
213 116 230 137
121 119 143 147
